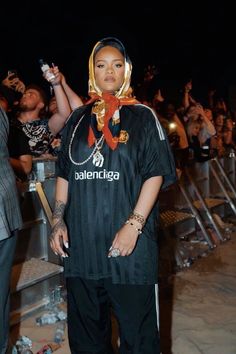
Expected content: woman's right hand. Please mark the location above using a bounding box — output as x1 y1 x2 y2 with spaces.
50 219 69 258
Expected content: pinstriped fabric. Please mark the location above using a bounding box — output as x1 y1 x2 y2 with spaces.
135 104 165 140
58 105 176 284
0 108 22 241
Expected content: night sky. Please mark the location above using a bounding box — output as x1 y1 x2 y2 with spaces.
1 1 236 101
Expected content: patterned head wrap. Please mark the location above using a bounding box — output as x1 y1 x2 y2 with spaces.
86 37 139 150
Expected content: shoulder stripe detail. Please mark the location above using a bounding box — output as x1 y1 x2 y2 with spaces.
135 104 165 140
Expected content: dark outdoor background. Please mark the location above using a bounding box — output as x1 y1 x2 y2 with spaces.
1 1 236 101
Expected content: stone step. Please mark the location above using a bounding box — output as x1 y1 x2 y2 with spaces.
11 258 63 292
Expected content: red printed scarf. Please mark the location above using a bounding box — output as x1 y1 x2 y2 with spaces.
86 92 139 150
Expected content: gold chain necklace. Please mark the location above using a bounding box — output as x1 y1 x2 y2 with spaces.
69 114 105 167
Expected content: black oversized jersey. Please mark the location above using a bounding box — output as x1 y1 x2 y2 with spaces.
56 104 176 284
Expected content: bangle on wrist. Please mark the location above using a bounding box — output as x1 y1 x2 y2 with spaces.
52 82 61 87
129 210 146 227
125 219 142 235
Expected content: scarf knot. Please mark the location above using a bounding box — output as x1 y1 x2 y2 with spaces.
87 92 138 150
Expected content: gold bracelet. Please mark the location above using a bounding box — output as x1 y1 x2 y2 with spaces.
129 210 146 227
125 220 142 235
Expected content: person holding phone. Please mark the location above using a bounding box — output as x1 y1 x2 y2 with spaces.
8 66 71 179
2 70 25 94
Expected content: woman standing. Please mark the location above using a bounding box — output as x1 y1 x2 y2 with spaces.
50 37 176 353
0 107 22 354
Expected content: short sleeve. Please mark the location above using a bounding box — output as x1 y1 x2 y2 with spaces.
56 121 72 181
140 108 177 189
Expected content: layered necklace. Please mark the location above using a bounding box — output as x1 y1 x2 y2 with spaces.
69 114 105 167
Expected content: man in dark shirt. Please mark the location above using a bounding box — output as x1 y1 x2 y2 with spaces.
8 65 71 179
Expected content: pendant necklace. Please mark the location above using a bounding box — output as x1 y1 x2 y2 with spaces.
69 114 105 167
92 138 104 167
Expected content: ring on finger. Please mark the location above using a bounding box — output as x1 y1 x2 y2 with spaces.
110 248 121 258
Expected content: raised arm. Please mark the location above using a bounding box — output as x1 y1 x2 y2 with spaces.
182 80 197 110
198 104 216 136
45 66 71 136
60 73 84 110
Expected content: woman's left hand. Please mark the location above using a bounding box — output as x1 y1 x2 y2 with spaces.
108 223 140 258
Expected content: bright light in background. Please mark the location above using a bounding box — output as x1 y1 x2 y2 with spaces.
169 122 177 131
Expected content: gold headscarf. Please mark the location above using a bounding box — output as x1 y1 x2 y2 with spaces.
86 37 139 150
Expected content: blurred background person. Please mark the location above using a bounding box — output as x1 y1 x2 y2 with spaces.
0 107 22 354
8 65 71 180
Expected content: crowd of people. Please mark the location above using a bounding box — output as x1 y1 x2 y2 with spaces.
138 74 236 173
1 58 235 182
0 36 236 353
